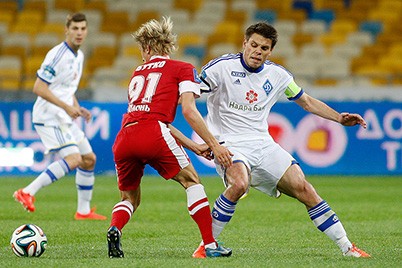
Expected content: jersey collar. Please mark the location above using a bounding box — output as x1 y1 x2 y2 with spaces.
150 55 170 61
240 53 264 73
64 41 78 57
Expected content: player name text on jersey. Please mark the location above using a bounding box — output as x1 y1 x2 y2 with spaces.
136 61 166 71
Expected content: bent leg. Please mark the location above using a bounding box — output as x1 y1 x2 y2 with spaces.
223 161 250 202
277 164 322 208
75 152 96 215
210 161 249 239
278 164 353 254
23 158 71 196
108 188 138 259
110 188 139 231
173 164 216 247
23 149 80 197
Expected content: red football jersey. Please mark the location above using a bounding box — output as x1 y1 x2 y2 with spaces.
121 56 200 127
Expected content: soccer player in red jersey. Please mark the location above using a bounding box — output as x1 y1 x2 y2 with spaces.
107 17 233 258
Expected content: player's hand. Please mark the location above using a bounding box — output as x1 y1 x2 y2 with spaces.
194 143 214 161
339 112 367 128
211 144 233 168
65 105 82 120
79 107 92 122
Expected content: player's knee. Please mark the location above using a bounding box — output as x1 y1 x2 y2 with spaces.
237 180 249 193
64 153 82 170
174 165 200 188
81 153 96 169
294 179 321 205
231 178 249 195
178 174 199 188
225 161 249 195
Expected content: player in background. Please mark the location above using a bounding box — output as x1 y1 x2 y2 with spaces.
192 21 370 258
13 13 106 220
106 16 233 258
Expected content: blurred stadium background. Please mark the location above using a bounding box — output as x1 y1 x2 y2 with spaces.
1 0 402 98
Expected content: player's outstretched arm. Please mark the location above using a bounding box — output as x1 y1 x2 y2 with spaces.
168 124 213 160
295 93 366 128
180 92 233 167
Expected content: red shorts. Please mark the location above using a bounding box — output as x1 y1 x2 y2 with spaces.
112 121 190 191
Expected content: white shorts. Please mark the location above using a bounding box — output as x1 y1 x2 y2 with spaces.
34 122 93 158
215 137 295 197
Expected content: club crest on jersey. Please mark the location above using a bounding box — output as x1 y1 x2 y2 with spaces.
263 79 273 95
245 90 258 104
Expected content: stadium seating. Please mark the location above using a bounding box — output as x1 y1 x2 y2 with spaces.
81 9 103 33
23 0 47 13
54 0 85 12
274 20 298 37
0 56 22 91
0 22 7 39
22 55 44 91
1 0 402 92
254 10 277 24
101 11 132 36
183 46 206 66
113 55 139 75
1 33 31 63
310 9 335 24
83 0 109 14
0 10 16 28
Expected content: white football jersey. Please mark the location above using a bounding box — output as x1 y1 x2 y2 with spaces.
33 41 84 126
200 53 303 142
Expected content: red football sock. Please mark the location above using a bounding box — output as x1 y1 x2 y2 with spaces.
110 200 134 231
187 184 215 245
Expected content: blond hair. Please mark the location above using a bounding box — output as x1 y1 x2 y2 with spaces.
133 16 177 55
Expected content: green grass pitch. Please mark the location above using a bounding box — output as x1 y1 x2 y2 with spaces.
0 175 401 267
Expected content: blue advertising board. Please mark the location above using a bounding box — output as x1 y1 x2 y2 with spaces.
0 101 125 176
0 101 401 176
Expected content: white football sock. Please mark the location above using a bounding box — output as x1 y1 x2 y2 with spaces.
204 242 217 249
211 194 237 239
308 200 352 253
24 160 69 196
75 167 95 214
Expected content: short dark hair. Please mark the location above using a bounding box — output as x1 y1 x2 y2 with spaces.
245 22 278 48
66 13 86 27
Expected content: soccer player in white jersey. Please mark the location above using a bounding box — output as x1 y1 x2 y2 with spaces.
13 13 106 220
192 22 370 258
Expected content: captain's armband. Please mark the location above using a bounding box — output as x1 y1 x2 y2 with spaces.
285 80 303 100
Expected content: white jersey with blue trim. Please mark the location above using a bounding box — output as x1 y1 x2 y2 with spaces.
200 53 303 142
33 41 84 126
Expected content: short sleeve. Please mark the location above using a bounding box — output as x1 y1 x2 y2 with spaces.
37 48 60 84
200 65 219 93
178 63 201 97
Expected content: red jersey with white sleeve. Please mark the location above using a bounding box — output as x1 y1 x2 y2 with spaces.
113 56 201 191
121 55 201 127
